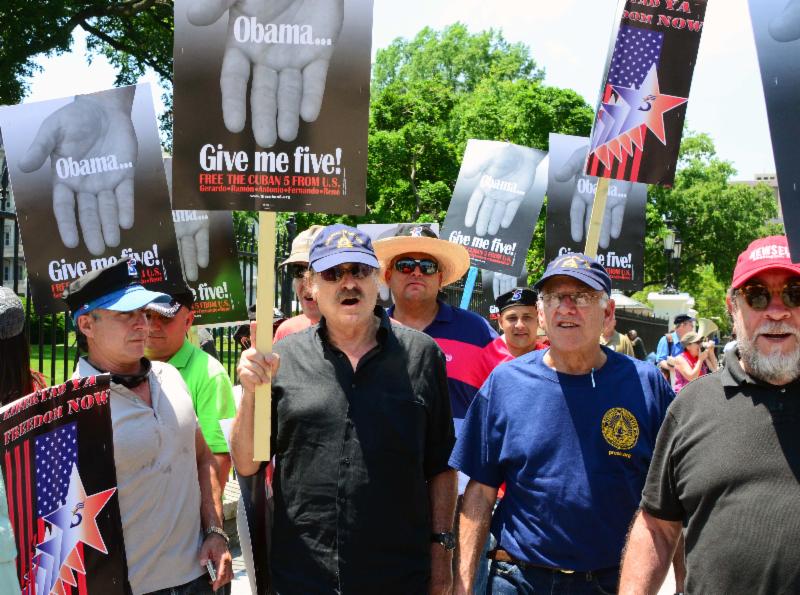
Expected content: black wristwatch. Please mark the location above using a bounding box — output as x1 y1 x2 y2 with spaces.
430 531 456 551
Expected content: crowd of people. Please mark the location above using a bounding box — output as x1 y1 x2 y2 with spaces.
0 228 798 595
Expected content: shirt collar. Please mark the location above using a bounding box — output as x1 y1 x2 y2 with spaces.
317 306 391 346
722 349 800 391
432 299 453 323
168 339 194 368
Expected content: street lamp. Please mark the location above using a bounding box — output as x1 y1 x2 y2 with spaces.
662 222 678 294
672 238 683 292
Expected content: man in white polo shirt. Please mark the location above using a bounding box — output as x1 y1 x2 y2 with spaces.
64 259 232 595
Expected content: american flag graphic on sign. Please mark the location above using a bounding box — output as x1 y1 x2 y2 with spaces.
584 0 709 187
1 376 128 595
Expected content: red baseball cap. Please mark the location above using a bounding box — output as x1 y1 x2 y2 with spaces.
731 235 800 288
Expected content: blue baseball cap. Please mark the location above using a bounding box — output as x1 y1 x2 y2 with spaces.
62 258 171 323
533 253 612 295
309 224 379 272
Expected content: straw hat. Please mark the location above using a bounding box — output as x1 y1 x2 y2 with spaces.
372 224 470 287
280 224 325 267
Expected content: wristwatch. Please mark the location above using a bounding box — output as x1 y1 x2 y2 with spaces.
204 525 230 546
430 531 456 551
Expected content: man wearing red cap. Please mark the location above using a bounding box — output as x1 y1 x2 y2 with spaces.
619 235 800 594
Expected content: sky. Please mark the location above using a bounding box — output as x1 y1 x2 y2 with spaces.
24 0 773 181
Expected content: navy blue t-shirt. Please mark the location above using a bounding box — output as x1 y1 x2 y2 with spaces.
449 347 674 571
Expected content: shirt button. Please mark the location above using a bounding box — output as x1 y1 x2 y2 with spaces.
781 388 786 393
351 383 356 389
343 458 351 466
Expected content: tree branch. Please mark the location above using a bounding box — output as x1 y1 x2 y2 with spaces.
78 19 171 80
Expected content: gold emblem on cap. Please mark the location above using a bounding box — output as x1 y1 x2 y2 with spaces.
556 256 588 269
326 230 363 249
601 407 639 450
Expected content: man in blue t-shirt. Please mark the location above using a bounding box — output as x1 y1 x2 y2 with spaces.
450 253 674 595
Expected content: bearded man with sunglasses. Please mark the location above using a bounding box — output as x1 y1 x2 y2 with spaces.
620 235 800 595
231 224 457 595
450 253 674 595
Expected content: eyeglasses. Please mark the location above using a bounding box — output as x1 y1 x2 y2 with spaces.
318 263 375 282
394 258 439 276
289 264 309 279
737 282 800 311
539 291 603 309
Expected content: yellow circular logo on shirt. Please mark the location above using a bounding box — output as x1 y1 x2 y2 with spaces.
601 407 639 450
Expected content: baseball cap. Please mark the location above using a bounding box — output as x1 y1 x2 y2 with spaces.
144 286 195 319
533 253 612 295
731 235 800 288
0 287 25 340
673 314 695 326
495 287 537 313
309 224 379 272
280 224 325 267
62 258 171 323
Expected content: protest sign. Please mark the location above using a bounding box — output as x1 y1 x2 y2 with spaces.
172 0 374 215
585 0 708 186
164 159 248 325
0 375 129 595
441 140 548 277
547 133 647 291
0 84 183 314
749 0 800 261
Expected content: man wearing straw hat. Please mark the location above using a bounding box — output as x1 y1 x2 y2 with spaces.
374 224 510 455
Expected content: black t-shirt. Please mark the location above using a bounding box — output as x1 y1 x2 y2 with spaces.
642 354 800 594
269 308 455 595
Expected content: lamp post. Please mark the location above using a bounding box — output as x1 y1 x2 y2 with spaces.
663 223 677 294
672 238 682 292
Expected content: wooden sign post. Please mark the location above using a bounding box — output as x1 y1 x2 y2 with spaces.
583 178 610 258
253 211 276 461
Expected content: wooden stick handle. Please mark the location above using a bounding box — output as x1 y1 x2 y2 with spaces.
584 177 610 258
253 211 276 461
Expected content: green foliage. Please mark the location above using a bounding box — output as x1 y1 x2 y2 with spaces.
0 1 174 144
644 130 780 293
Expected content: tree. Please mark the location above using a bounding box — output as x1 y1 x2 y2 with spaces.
644 131 780 290
0 1 174 138
363 23 594 227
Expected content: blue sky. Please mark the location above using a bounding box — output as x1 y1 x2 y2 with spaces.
25 0 773 180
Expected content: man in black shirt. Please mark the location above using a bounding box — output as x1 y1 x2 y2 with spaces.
231 224 457 595
619 235 800 594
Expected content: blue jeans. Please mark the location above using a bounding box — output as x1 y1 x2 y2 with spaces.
489 560 618 594
144 573 233 595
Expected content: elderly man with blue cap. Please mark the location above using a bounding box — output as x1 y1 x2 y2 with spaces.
450 253 675 595
231 224 457 595
64 258 232 594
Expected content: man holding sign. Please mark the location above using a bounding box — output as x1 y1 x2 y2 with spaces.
231 225 457 594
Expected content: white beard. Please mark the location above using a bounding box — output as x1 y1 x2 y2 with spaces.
736 320 800 385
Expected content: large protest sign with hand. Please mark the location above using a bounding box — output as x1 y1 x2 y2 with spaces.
547 133 647 290
0 375 130 594
0 84 183 314
750 0 800 261
585 0 708 186
164 158 248 325
441 140 548 277
173 0 373 215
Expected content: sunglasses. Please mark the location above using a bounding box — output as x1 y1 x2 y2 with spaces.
394 258 439 276
737 283 800 311
289 264 309 279
318 263 375 282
